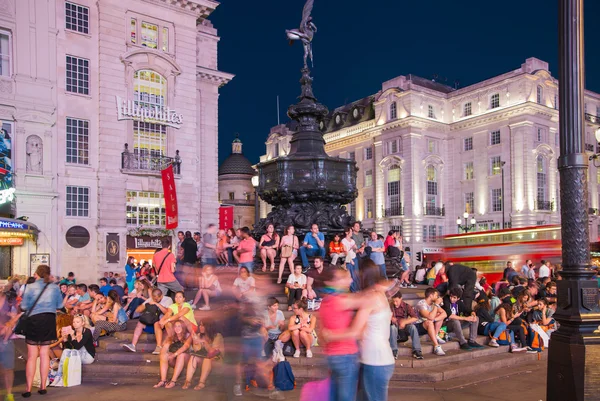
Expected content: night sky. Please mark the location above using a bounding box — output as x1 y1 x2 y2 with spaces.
211 0 600 165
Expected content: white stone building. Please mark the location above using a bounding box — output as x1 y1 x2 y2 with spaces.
0 0 232 282
262 58 600 259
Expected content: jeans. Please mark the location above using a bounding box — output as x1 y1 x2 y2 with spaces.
359 363 394 401
299 246 326 268
389 324 421 352
378 264 387 279
347 257 360 293
239 261 254 273
447 318 479 345
327 353 360 401
202 257 218 266
483 321 508 339
242 336 264 386
227 248 234 264
288 288 303 306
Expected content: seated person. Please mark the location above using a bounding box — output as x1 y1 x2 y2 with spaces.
99 278 112 296
288 298 317 358
59 283 68 300
159 291 198 348
183 319 224 390
233 267 255 301
286 265 307 311
122 288 173 354
433 264 448 293
63 284 79 312
91 289 129 341
71 284 93 315
59 272 76 285
49 314 75 360
153 320 192 389
495 303 528 352
441 287 483 351
415 287 447 356
389 291 424 360
303 257 326 300
475 297 507 347
139 261 155 283
110 278 126 301
531 298 557 334
299 224 326 270
328 234 345 265
414 265 427 285
55 314 95 379
262 297 291 344
192 265 221 311
124 280 150 319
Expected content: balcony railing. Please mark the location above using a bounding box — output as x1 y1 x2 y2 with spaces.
384 205 404 217
424 205 445 216
535 200 554 211
121 144 181 175
585 113 600 126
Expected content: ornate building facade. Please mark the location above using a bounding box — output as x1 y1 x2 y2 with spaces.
262 58 600 259
0 0 232 282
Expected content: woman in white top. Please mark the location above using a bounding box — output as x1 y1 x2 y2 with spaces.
233 266 256 300
277 225 299 284
286 265 307 311
341 227 360 293
323 259 394 401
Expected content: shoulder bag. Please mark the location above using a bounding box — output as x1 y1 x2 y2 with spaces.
14 283 50 336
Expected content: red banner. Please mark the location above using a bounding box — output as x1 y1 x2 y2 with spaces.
219 206 234 230
161 165 179 229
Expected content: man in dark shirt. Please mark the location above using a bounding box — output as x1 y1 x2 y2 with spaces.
441 287 484 351
182 231 198 266
446 263 477 314
389 291 424 360
305 257 326 300
109 279 125 300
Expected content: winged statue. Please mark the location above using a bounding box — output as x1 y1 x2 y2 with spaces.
286 0 317 69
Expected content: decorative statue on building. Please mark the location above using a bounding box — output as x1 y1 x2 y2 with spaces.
286 0 317 69
26 135 43 174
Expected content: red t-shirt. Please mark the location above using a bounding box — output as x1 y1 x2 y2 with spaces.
384 236 395 252
153 248 177 283
238 237 256 263
319 294 358 356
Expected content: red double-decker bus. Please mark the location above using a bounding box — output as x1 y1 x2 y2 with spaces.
443 225 562 283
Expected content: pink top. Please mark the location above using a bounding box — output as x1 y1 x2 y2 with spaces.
320 294 358 356
238 237 256 263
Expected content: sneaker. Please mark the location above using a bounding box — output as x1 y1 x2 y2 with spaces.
400 283 407 288
306 350 313 358
436 336 446 345
293 350 301 358
200 305 211 311
468 341 485 349
526 347 539 354
488 339 500 348
412 350 424 360
408 284 417 288
433 345 446 356
510 344 527 353
190 304 197 310
302 267 310 274
460 343 473 351
122 343 136 353
393 350 398 360
233 384 243 396
5 394 15 401
269 390 285 400
152 345 162 355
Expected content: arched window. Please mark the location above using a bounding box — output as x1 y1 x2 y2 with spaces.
426 165 438 213
387 165 401 215
537 85 543 104
390 101 397 120
133 70 167 161
536 155 548 209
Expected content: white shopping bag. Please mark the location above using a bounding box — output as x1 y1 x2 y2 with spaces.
529 323 551 347
63 349 82 387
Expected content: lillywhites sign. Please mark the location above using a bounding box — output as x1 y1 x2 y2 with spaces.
116 96 183 129
126 235 170 249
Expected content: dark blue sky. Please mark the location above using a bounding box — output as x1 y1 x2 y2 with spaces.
211 0 600 165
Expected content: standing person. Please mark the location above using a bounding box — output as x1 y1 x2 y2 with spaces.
176 231 185 267
259 224 280 272
278 225 299 284
0 290 18 401
341 227 360 292
153 238 183 297
235 227 256 273
538 260 551 279
125 256 138 293
202 224 218 266
445 263 477 314
366 231 386 278
20 265 63 398
351 222 366 258
182 231 198 266
193 231 203 262
323 260 395 401
299 224 326 272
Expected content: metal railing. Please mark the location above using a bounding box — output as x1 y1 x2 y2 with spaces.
384 205 404 217
535 200 553 211
424 205 445 216
121 144 181 174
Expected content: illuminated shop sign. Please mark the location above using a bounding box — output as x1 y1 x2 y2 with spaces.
0 188 15 204
0 219 28 230
116 96 183 129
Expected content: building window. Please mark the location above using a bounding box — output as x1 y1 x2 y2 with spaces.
228 192 235 200
66 186 89 217
537 85 543 104
490 222 501 231
491 188 502 212
426 165 438 210
133 70 167 157
465 192 474 214
365 170 373 187
490 93 500 109
554 95 558 110
536 127 543 142
66 118 89 165
65 2 89 34
349 201 356 218
126 191 165 226
464 137 473 151
464 162 474 180
130 18 137 43
429 225 437 242
490 130 501 146
141 21 158 49
387 165 400 214
597 105 600 118
66 55 89 95
389 139 398 154
477 223 489 232
464 102 472 117
490 156 502 176
366 198 373 219
427 139 438 154
423 225 428 242
537 155 547 204
364 147 373 160
596 168 600 185
162 27 169 52
0 30 10 77
428 105 435 119
438 226 443 239
348 151 355 161
390 102 397 120
273 143 279 158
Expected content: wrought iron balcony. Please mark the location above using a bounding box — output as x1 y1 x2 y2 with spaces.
384 205 404 217
585 113 600 126
424 205 445 216
121 144 181 175
535 200 554 211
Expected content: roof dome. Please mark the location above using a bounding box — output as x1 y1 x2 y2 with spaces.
219 136 255 176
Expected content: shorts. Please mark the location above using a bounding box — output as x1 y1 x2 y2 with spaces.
413 322 429 336
143 325 155 334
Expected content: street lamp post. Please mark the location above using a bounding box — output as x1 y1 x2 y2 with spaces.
500 161 506 229
456 212 476 233
547 0 600 399
251 175 260 227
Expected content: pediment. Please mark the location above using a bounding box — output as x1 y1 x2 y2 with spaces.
14 110 55 126
121 49 182 77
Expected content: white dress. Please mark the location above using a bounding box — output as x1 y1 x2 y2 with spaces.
360 308 395 366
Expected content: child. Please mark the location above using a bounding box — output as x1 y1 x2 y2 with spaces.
328 234 345 265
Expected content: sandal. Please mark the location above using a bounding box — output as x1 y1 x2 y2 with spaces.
194 382 206 390
153 380 167 388
165 380 177 389
270 264 275 272
182 381 192 390
262 266 267 272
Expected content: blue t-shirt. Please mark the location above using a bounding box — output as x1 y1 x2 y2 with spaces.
77 292 91 304
99 285 112 296
367 240 385 265
303 232 325 249
125 264 136 281
111 285 125 300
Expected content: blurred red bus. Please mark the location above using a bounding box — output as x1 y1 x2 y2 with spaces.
442 225 562 283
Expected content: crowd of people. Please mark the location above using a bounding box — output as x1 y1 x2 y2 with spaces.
0 221 568 401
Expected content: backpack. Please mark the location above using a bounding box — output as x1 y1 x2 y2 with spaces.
490 329 514 346
273 360 295 391
527 326 546 352
282 340 296 357
139 304 160 326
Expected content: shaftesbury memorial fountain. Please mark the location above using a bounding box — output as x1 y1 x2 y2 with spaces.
254 0 357 237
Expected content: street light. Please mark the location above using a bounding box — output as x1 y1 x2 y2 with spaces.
588 128 600 167
456 212 476 233
251 175 260 227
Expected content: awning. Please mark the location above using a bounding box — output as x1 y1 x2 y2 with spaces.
0 217 39 240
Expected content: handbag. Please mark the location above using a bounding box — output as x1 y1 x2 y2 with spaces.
14 283 50 336
281 245 293 258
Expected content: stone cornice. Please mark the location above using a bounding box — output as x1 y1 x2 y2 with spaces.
197 66 234 88
16 190 59 199
142 0 219 18
450 103 556 131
